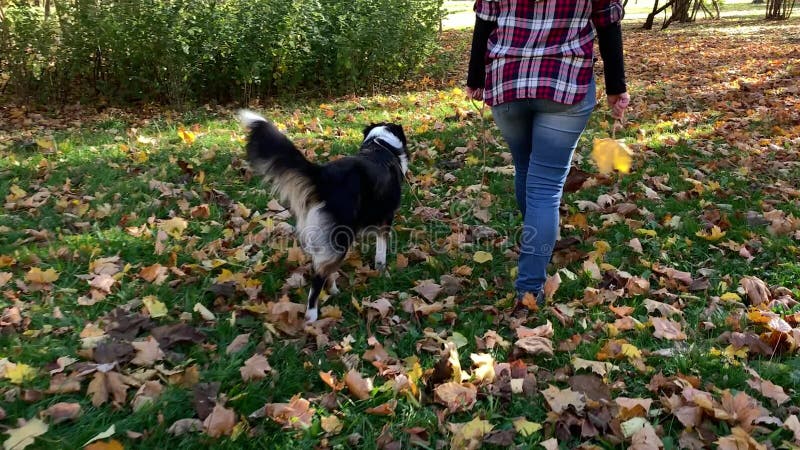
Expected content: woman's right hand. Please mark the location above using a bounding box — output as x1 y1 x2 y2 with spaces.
467 87 484 101
607 92 630 120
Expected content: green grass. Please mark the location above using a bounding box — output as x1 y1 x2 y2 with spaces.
2 14 800 450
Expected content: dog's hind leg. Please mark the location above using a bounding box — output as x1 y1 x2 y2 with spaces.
324 273 340 296
305 257 344 323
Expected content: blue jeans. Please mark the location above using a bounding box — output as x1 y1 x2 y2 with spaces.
491 79 596 296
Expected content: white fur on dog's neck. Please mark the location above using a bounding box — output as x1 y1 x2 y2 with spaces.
366 126 407 175
366 126 402 150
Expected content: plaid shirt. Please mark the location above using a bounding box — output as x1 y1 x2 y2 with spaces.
475 0 623 106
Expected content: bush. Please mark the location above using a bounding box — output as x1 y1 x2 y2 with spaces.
0 0 445 105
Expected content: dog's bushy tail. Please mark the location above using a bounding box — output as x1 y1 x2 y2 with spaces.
238 110 319 213
238 110 318 177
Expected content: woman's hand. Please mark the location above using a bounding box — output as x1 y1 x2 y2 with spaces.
467 87 484 101
607 92 630 120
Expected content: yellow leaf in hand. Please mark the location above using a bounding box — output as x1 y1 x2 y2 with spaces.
592 138 633 174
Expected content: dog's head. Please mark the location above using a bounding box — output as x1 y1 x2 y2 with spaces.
363 122 407 148
362 122 409 174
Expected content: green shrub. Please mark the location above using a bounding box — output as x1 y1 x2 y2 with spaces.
0 0 445 105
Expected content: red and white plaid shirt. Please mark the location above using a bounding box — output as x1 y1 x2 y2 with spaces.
475 0 623 106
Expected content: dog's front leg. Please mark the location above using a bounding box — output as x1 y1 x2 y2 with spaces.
375 230 388 271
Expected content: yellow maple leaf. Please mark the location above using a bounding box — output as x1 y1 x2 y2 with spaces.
25 267 59 284
177 127 196 145
621 343 642 359
719 292 742 302
513 418 542 437
696 225 726 241
5 363 36 384
6 185 27 202
159 217 188 238
591 138 633 174
472 251 493 264
142 296 168 318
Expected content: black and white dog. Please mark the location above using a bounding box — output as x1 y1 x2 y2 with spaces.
238 110 408 322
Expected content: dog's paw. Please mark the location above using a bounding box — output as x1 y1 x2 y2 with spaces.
375 262 386 273
327 284 340 296
304 307 319 323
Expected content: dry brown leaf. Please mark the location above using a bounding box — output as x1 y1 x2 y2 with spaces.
225 333 250 355
514 336 554 356
616 397 653 420
412 279 442 302
167 418 203 436
132 380 163 412
542 384 585 414
746 375 790 405
202 403 236 438
321 415 343 434
784 415 800 443
543 273 561 302
651 317 687 340
434 382 478 412
263 395 315 429
240 354 271 382
715 426 766 450
40 402 81 424
740 276 770 306
130 336 165 367
365 400 397 416
84 440 124 450
626 276 650 296
139 263 168 284
87 371 131 407
344 369 372 400
630 420 663 450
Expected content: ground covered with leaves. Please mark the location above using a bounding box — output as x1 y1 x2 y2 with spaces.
1 11 800 450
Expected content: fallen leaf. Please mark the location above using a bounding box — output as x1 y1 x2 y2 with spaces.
40 402 81 424
542 385 586 414
225 333 250 354
84 440 124 450
142 296 168 318
240 354 271 382
513 418 542 437
449 417 493 450
168 419 203 436
514 336 554 356
25 267 59 284
82 425 116 448
263 395 315 429
87 371 131 407
747 376 790 405
3 418 48 450
321 415 343 434
413 279 442 301
651 317 687 340
130 336 165 367
344 369 372 400
203 404 236 438
5 363 36 384
434 382 478 412
365 400 397 416
193 303 216 321
472 251 493 264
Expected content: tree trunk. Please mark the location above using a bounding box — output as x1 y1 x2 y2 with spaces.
644 0 665 29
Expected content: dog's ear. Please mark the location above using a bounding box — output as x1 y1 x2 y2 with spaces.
386 124 407 147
